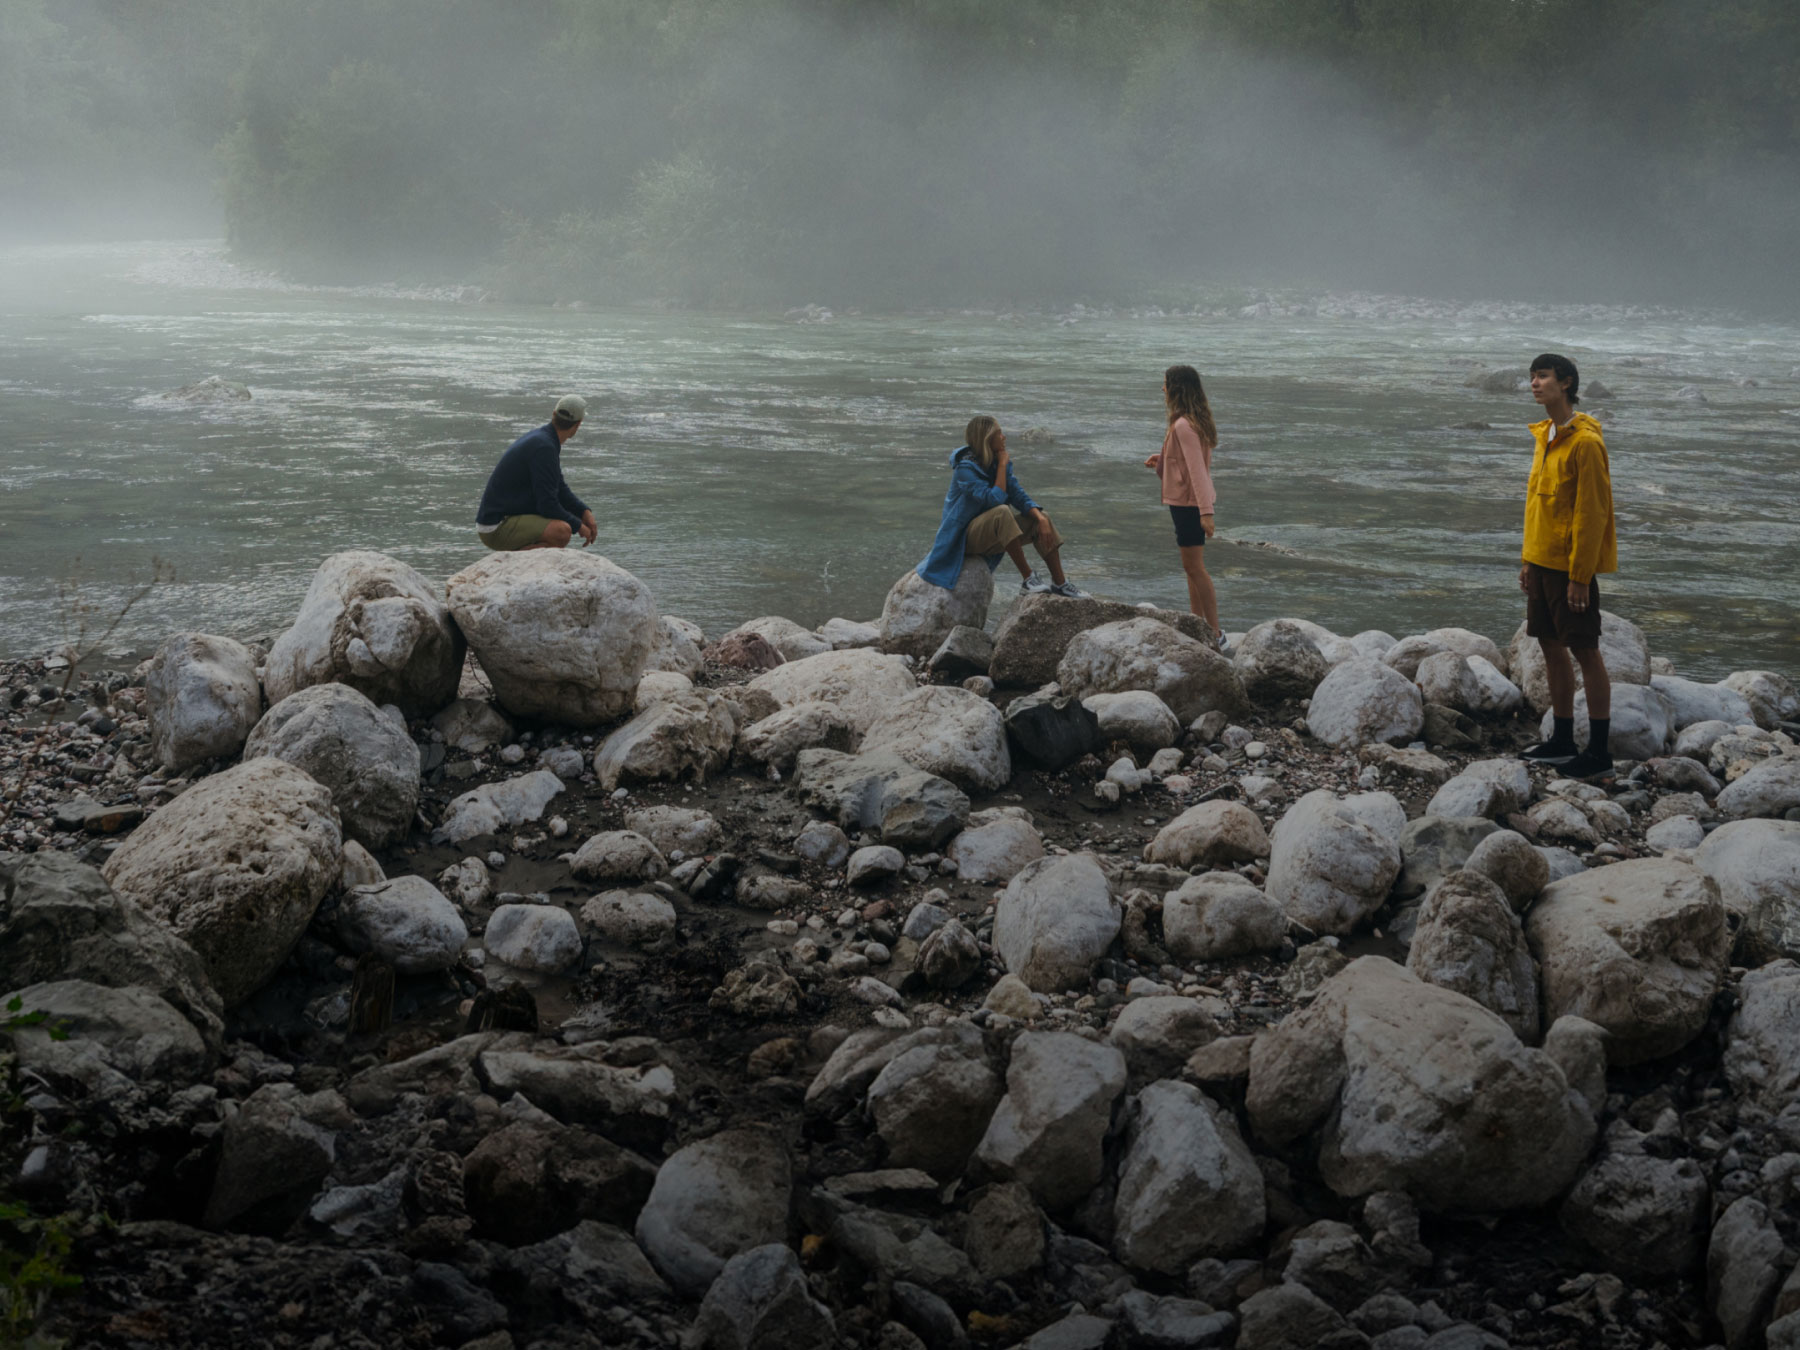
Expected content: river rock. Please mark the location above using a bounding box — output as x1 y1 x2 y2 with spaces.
102 758 340 1007
1056 618 1249 722
928 625 994 680
1003 692 1105 771
622 805 719 858
1144 800 1270 869
1379 634 1449 682
1538 683 1674 762
1395 815 1500 899
581 890 677 946
1709 1197 1785 1350
1234 619 1329 703
749 648 917 733
1081 691 1181 754
432 769 564 844
847 845 904 887
1508 612 1652 712
868 1031 1002 1179
1425 759 1531 820
989 593 1213 687
338 876 468 973
1414 652 1483 716
1236 1283 1349 1350
1162 872 1286 961
1423 627 1507 673
430 698 514 753
633 670 693 709
1306 660 1424 750
461 1119 656 1248
709 631 785 672
1695 820 1800 964
993 853 1121 992
1107 995 1219 1082
1462 829 1549 911
445 551 658 725
1113 1080 1264 1274
689 1244 836 1350
1717 756 1800 819
1524 858 1730 1064
879 563 994 659
0 851 224 1047
793 749 969 850
817 617 880 650
1650 674 1754 730
644 615 705 678
735 701 859 774
964 1182 1045 1280
594 691 737 790
1725 961 1800 1110
243 681 421 849
1724 670 1800 730
1266 790 1404 937
1675 719 1736 761
1247 957 1594 1209
1405 871 1539 1041
570 830 668 884
265 551 464 717
793 821 851 869
1465 655 1525 716
483 903 582 973
725 617 831 663
947 817 1044 884
144 632 263 771
635 1125 792 1297
3 979 210 1097
918 917 984 989
862 685 1011 791
202 1082 341 1231
1559 1149 1709 1277
973 1031 1127 1210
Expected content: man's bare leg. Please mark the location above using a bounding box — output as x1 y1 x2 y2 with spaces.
1539 637 1576 717
1573 647 1611 719
523 520 573 551
1179 545 1219 634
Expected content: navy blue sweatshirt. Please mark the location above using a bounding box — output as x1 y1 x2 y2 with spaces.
475 424 588 529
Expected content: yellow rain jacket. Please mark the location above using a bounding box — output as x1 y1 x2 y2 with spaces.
1522 412 1616 584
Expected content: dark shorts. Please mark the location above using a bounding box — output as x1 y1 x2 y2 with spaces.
1524 562 1602 650
1169 505 1208 548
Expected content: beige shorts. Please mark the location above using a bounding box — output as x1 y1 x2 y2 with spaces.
478 514 556 551
965 505 1063 559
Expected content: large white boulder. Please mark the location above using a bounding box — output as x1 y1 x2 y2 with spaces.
1113 1080 1265 1274
1381 635 1449 681
243 682 421 849
635 1126 792 1298
1694 820 1800 965
1247 957 1595 1210
593 692 737 790
1266 791 1405 936
1233 620 1329 704
1405 871 1539 1041
432 770 565 844
861 685 1011 791
1056 618 1249 723
1425 759 1532 820
483 903 582 973
337 875 467 973
879 563 994 659
1723 670 1800 731
1525 858 1731 1064
264 551 464 718
444 551 658 725
748 648 917 734
1162 873 1286 961
1508 612 1652 713
102 759 342 1006
1306 660 1424 750
1651 675 1755 731
993 853 1121 992
144 633 263 772
1717 756 1800 820
1539 684 1675 762
1144 801 1270 869
722 617 830 663
974 1031 1127 1210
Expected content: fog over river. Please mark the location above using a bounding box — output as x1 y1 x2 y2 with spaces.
2 241 1797 681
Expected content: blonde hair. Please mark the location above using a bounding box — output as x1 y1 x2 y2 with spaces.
1164 364 1217 447
964 414 1003 471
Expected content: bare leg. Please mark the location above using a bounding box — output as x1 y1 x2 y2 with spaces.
1178 545 1219 634
1036 545 1067 587
1539 637 1577 718
1003 540 1032 579
523 520 573 551
1573 647 1611 719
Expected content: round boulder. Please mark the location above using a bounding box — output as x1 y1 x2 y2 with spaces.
1234 620 1329 704
879 563 994 659
1306 660 1424 750
1056 618 1249 723
861 685 1011 791
337 875 467 973
244 681 421 849
144 632 263 772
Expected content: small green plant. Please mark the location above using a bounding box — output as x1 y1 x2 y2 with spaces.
0 1201 80 1345
1 1001 65 1043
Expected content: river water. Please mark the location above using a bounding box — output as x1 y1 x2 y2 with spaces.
2 241 1797 681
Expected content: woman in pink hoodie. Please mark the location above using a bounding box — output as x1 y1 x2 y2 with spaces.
1144 364 1225 649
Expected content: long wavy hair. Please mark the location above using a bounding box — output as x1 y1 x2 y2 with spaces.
1164 365 1217 446
964 414 1003 471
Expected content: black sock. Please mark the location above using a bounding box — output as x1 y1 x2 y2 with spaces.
1588 718 1611 755
1552 715 1576 749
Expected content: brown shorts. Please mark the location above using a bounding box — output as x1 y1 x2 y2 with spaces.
1524 562 1602 650
965 505 1064 559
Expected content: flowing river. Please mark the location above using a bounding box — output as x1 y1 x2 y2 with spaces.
2 241 1797 680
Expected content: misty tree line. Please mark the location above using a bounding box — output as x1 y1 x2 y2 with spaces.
6 0 1798 309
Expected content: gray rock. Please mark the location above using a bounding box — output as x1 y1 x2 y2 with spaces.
1538 683 1674 762
144 632 263 772
1718 756 1800 820
688 1244 835 1350
993 853 1121 992
1405 871 1539 1041
1018 1314 1114 1350
246 681 422 850
4 978 210 1097
1144 801 1270 870
1651 674 1755 730
1461 830 1549 911
580 890 677 947
1646 815 1705 851
1163 873 1286 962
1381 635 1450 682
625 805 720 856
1306 660 1424 750
928 624 995 680
1235 1284 1349 1350
1708 1196 1785 1350
1114 1080 1264 1273
847 845 905 887
1560 1149 1709 1276
989 592 1214 688
635 1126 792 1298
964 1181 1045 1280
1414 652 1482 716
1115 1289 1236 1348
432 769 565 844
483 903 583 973
1057 618 1250 723
793 749 970 851
1508 611 1652 713
749 648 919 734
645 614 707 678
868 1031 1002 1180
202 1082 340 1230
736 700 859 774
947 817 1044 884
593 691 738 790
726 616 831 663
1722 669 1800 730
825 1201 983 1302
1235 619 1329 704
1724 960 1800 1110
862 685 1011 791
1282 1219 1385 1311
974 1031 1127 1209
793 820 852 868
1266 791 1405 936
430 698 514 753
338 876 467 973
917 918 984 990
570 830 668 884
815 617 880 651
1394 816 1502 899
1109 995 1219 1082
879 564 993 660
1424 760 1530 821
463 1120 657 1246
1698 820 1800 966
497 1220 672 1320
1083 690 1183 754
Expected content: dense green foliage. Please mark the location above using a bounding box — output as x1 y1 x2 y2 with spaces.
6 0 1798 308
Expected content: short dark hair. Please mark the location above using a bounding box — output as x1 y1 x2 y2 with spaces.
551 411 581 430
1530 353 1580 405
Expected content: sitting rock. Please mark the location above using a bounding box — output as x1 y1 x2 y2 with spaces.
735 700 859 774
1057 618 1249 722
634 670 693 709
688 1244 836 1350
1113 1080 1264 1274
580 891 677 946
1421 702 1482 751
1266 790 1405 936
1423 627 1508 673
484 903 583 973
101 759 341 1007
1234 619 1329 704
1162 872 1286 961
4 979 210 1098
244 681 421 849
432 770 565 844
993 853 1120 992
1717 756 1800 820
570 830 668 884
430 698 514 753
264 551 464 717
144 632 263 771
1539 684 1675 762
593 692 737 790
1003 692 1105 771
867 1025 1000 1175
643 615 705 679
1722 669 1800 731
338 876 468 973
793 749 969 851
879 564 994 659
927 625 995 680
1708 1197 1786 1350
1465 655 1525 716
1509 612 1652 712
1462 829 1550 911
1306 660 1424 750
1674 718 1735 761
625 805 720 857
1648 755 1724 798
1144 800 1270 869
973 1031 1127 1210
437 857 491 911
989 593 1212 687
946 817 1044 884
1425 758 1531 820
1082 691 1182 754
1525 858 1730 1064
635 1126 792 1297
847 845 904 887
1646 815 1705 852
749 648 917 734
1235 1284 1350 1350
917 918 984 990
1247 957 1595 1209
794 821 852 869
1405 871 1539 1040
202 1082 342 1232
861 686 1011 791
1694 819 1800 964
708 630 786 672
723 617 830 663
445 551 657 725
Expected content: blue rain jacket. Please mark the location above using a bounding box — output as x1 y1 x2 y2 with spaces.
916 445 1040 589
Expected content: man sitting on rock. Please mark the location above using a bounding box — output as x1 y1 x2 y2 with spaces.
475 395 599 551
1517 353 1617 779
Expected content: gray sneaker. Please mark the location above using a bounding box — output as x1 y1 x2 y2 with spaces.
1050 580 1090 599
1020 572 1052 595
1211 627 1232 655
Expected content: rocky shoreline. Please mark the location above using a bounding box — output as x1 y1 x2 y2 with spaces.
3 547 1800 1350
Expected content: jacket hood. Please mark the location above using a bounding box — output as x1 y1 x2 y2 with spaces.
950 444 972 466
1531 411 1604 435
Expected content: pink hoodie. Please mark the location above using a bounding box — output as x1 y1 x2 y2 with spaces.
1157 416 1216 511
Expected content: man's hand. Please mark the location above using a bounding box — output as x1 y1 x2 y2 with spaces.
1201 513 1215 538
578 511 597 546
1144 453 1161 471
1567 579 1590 612
1519 564 1530 594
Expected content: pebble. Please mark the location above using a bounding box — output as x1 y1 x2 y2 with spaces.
487 852 506 868
499 744 525 764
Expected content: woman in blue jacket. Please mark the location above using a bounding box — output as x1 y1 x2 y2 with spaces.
915 415 1088 598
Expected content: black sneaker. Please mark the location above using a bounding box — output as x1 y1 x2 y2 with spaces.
1558 746 1616 781
1520 741 1577 762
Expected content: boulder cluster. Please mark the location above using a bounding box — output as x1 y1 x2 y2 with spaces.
2 549 1800 1349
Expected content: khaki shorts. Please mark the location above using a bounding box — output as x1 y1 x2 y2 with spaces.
478 515 555 551
965 505 1063 559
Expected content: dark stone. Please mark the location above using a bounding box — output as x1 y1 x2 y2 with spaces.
1420 703 1481 752
709 632 786 671
462 1121 657 1246
464 982 538 1033
51 800 143 833
1003 694 1104 772
419 741 446 774
690 853 742 902
928 625 995 681
892 1280 966 1348
411 1262 507 1342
